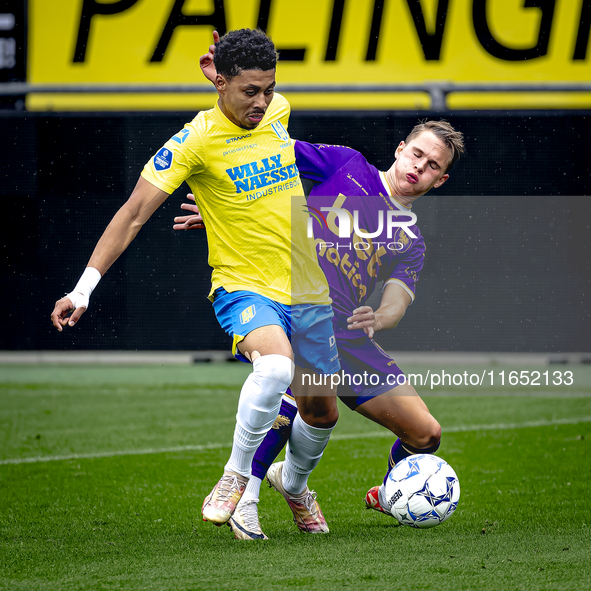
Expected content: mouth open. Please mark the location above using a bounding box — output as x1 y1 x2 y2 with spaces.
407 173 418 184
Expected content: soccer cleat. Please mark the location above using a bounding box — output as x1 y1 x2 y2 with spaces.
266 461 329 534
365 485 389 514
228 498 269 541
365 485 400 524
202 470 248 525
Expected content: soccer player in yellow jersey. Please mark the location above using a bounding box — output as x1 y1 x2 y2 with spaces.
51 29 339 533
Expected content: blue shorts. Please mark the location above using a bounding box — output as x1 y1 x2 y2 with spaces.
212 288 340 375
333 330 407 410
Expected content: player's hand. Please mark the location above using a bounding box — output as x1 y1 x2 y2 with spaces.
173 193 205 230
200 30 219 84
347 306 376 338
50 296 86 332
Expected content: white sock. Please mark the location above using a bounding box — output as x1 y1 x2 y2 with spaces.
226 424 268 478
241 476 263 503
282 413 335 495
225 354 294 477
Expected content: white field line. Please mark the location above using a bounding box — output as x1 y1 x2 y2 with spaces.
1 415 590 466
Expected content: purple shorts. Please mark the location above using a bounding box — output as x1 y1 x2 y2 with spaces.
335 330 406 410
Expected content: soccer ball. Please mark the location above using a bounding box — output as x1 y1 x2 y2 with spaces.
384 454 460 528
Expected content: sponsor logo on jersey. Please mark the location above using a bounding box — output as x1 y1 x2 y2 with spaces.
172 129 190 144
226 154 298 194
271 121 289 142
226 133 252 144
240 305 256 325
154 147 173 171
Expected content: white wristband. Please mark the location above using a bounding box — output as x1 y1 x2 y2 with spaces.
66 267 102 310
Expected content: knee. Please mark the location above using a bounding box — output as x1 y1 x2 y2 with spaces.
415 417 441 449
312 407 339 428
252 354 294 391
401 415 441 449
298 399 339 428
238 355 295 432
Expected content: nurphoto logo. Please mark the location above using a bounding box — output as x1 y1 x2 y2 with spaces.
305 206 418 240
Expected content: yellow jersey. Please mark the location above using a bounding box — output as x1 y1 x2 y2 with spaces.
141 93 329 306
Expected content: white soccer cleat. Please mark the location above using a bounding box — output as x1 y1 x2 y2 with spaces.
202 470 248 525
228 498 269 540
266 461 329 533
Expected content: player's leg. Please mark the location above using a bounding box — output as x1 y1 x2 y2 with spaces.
202 290 294 525
339 336 441 462
267 304 340 533
356 382 441 470
229 394 297 540
266 372 338 533
250 393 298 485
284 363 339 490
285 304 340 492
336 337 441 515
225 324 293 476
356 382 441 514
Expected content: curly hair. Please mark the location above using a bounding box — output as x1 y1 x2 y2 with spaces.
406 120 465 173
214 29 278 79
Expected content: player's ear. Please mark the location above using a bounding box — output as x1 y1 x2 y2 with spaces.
433 173 449 189
214 74 228 93
395 141 405 159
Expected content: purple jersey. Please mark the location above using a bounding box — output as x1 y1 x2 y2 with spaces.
295 141 426 333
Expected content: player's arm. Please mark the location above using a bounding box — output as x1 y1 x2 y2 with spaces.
374 282 413 331
51 177 169 331
347 283 412 338
294 140 357 184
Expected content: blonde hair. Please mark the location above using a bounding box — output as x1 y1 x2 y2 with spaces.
406 120 465 172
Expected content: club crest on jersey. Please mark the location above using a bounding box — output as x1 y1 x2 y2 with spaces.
154 147 173 171
271 121 289 142
240 305 256 325
391 228 413 253
172 129 190 144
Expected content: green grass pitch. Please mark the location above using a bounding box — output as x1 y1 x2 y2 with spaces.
1 363 590 590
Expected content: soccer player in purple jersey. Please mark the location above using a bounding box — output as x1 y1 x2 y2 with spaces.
175 120 465 539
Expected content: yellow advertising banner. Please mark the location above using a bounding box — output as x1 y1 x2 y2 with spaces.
27 0 591 110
